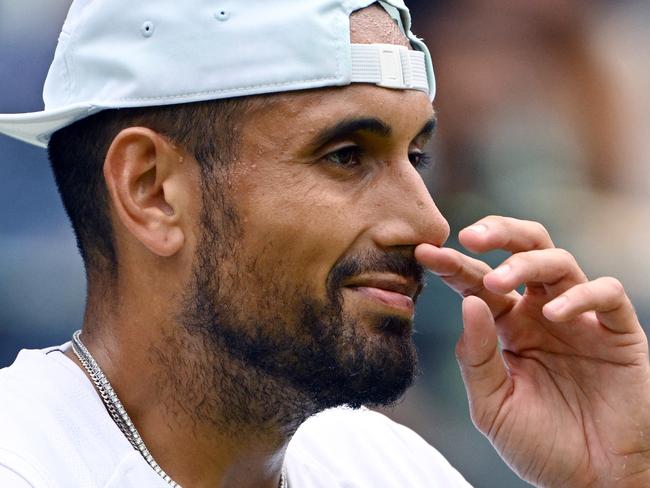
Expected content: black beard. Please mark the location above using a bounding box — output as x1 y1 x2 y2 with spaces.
197 294 419 410
163 179 423 434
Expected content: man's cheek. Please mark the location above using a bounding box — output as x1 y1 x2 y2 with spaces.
244 232 340 291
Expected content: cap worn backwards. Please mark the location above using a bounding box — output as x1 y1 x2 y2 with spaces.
0 0 436 148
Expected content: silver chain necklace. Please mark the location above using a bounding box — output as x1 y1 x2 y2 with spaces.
71 330 288 488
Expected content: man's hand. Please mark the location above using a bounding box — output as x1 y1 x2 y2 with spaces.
415 216 650 488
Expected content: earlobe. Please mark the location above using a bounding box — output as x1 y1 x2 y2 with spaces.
104 128 188 258
156 225 185 257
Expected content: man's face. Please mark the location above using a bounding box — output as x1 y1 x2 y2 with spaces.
182 84 450 412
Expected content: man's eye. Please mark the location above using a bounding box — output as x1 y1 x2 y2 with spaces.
409 151 433 170
324 146 362 167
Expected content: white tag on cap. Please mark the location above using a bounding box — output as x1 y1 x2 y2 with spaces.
378 45 404 88
350 43 429 94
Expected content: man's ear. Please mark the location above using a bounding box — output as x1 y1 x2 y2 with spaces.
103 127 191 257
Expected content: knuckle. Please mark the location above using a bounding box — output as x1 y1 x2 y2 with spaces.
479 215 501 227
517 220 552 248
532 221 551 240
554 248 577 265
502 216 523 229
600 276 626 296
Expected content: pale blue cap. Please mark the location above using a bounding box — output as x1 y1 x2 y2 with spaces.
0 0 435 148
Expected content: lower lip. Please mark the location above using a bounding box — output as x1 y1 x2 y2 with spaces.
347 287 415 315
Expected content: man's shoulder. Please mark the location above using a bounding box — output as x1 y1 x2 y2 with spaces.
0 347 65 415
0 347 89 485
286 406 472 487
0 346 84 423
0 348 76 486
0 346 165 488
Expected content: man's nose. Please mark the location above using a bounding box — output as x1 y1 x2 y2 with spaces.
370 161 450 250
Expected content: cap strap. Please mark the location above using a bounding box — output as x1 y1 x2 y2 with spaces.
350 43 429 95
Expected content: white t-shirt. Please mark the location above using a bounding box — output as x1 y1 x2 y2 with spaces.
0 346 471 487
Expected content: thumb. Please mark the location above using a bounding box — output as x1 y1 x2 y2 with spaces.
456 296 511 433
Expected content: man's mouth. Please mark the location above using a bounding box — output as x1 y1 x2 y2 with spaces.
342 275 421 316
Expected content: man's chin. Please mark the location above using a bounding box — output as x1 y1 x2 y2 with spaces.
371 314 414 339
303 313 419 411
343 306 415 341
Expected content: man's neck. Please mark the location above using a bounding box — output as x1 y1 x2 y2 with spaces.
64 323 302 488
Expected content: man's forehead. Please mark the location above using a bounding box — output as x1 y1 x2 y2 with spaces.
239 83 434 153
350 4 412 47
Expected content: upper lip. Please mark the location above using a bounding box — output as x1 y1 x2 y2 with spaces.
343 274 422 300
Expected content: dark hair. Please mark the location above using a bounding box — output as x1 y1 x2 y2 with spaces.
47 98 250 281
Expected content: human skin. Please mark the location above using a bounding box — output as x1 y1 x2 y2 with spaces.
62 5 650 488
417 224 650 487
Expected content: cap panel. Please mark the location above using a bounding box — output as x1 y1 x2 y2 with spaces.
50 0 351 109
43 0 97 108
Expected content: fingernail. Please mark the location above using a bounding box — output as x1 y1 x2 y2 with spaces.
545 296 568 316
493 264 511 276
466 224 488 234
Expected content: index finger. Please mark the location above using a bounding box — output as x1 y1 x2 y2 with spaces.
415 243 518 319
460 216 555 254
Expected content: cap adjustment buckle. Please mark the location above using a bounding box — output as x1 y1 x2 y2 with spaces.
350 43 429 95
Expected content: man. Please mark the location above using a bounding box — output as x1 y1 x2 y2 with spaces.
0 1 648 487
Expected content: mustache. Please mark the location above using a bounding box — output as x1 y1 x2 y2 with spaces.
328 249 425 297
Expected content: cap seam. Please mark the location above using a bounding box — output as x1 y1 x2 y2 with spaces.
60 33 74 107
334 2 347 81
107 75 342 103
59 0 100 106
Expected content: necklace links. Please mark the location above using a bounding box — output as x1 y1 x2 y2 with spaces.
71 330 287 488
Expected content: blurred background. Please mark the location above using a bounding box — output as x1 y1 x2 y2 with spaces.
1 1 649 486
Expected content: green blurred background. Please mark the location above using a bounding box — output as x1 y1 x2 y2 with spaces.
1 1 649 486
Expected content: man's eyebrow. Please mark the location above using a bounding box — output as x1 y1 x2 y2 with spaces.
310 115 438 149
416 116 437 144
311 117 392 148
